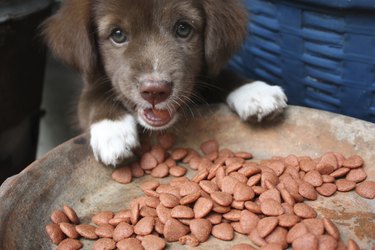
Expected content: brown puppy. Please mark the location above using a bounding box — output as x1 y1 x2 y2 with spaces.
43 0 287 165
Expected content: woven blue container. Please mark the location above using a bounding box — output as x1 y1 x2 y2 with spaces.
229 0 375 122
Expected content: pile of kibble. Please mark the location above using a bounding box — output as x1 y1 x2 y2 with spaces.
46 133 375 250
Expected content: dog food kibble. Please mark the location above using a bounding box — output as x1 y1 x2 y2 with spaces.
223 209 241 221
211 191 233 206
342 155 364 168
346 168 367 183
316 183 337 197
46 135 374 249
323 218 340 239
140 152 158 170
179 235 200 247
169 166 187 177
150 145 166 164
95 224 114 238
141 235 166 250
193 197 214 218
151 163 169 178
170 205 194 219
212 222 234 241
134 216 155 236
355 180 375 199
159 193 179 208
206 212 222 225
179 191 200 205
179 181 201 196
163 218 189 242
200 139 219 155
257 217 279 238
130 162 145 178
278 214 300 228
293 203 317 219
264 226 288 248
335 179 356 192
157 133 176 150
250 230 269 247
303 170 323 187
112 166 132 184
347 239 361 250
189 218 212 242
330 167 350 178
233 182 255 201
286 222 309 243
140 180 160 191
75 224 98 240
130 202 140 225
93 238 116 250
292 233 318 250
322 174 335 183
303 218 324 236
240 210 259 234
318 234 337 249
260 199 284 216
46 224 65 245
59 222 80 239
117 238 143 250
171 148 188 161
63 205 79 224
51 209 70 224
112 222 134 241
92 211 114 225
152 108 171 120
298 181 317 200
57 238 83 250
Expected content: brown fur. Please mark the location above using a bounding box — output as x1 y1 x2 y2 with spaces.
43 0 248 130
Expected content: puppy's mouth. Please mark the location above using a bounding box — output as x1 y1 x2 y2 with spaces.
138 107 177 129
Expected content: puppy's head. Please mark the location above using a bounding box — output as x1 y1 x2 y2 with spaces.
43 0 248 130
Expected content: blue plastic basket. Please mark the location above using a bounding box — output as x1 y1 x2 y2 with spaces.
229 0 375 122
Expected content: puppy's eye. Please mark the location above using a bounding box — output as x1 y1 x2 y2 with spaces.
175 21 192 39
110 28 127 45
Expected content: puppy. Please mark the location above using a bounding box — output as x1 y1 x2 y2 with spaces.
43 0 287 166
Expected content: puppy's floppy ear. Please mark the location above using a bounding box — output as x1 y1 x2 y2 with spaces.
202 0 248 76
42 0 96 74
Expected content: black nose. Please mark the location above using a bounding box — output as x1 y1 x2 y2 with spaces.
140 79 172 105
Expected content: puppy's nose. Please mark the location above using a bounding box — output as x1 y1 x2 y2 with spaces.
140 80 172 105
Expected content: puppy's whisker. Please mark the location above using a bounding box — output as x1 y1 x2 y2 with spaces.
173 95 195 120
195 80 224 92
173 98 191 117
190 93 207 105
181 93 204 119
165 102 174 117
92 75 111 88
140 125 153 136
180 90 207 106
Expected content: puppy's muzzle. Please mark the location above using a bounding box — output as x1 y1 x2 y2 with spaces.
138 78 177 129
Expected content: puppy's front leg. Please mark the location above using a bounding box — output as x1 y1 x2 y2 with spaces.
79 85 139 166
227 81 287 122
210 70 287 122
90 114 139 166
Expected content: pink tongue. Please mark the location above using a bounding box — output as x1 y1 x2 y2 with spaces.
144 108 172 126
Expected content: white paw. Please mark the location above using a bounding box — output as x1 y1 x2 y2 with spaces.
226 81 287 122
90 114 139 166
